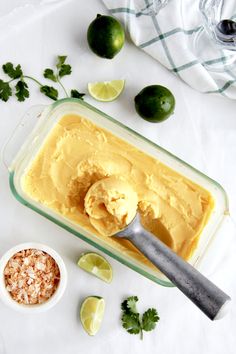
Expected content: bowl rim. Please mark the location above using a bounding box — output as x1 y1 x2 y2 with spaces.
0 242 67 313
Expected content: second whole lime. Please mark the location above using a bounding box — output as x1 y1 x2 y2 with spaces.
134 85 175 123
87 14 125 59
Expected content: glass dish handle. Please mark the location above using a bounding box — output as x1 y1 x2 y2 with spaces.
1 105 46 171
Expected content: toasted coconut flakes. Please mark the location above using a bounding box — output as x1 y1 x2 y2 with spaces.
36 261 46 271
4 249 60 305
23 258 30 266
27 278 33 285
18 280 24 288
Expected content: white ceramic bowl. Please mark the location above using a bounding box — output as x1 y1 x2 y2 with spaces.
0 242 67 313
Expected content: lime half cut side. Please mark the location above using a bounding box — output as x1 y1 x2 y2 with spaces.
88 80 125 102
80 296 105 336
77 252 113 283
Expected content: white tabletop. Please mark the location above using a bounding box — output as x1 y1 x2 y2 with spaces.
0 1 236 353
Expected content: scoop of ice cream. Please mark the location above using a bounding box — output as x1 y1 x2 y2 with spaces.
84 175 138 236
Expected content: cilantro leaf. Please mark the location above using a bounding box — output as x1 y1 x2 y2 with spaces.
70 89 85 100
3 63 22 79
15 80 29 101
43 68 57 82
0 79 12 102
121 299 129 312
58 64 72 77
121 296 138 313
142 308 159 332
56 55 67 69
121 296 160 340
127 296 139 314
121 313 141 335
55 56 71 78
40 85 58 100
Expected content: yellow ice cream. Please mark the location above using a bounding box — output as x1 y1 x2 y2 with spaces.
84 175 138 236
22 114 215 269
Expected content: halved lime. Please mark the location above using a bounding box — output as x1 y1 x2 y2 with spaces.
80 296 105 336
87 80 125 102
77 252 113 283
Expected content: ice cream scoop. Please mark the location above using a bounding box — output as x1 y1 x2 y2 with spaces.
85 176 230 320
114 214 231 321
84 175 138 236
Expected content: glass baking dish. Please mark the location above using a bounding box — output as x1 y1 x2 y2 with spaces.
2 98 229 287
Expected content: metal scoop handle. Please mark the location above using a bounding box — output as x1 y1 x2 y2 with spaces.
115 215 231 320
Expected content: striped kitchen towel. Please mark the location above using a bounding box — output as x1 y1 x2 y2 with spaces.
102 0 236 99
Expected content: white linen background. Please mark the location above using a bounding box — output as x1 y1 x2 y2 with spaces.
0 1 235 354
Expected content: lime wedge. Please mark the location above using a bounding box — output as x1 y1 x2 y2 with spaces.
88 80 125 102
78 252 113 283
80 296 105 336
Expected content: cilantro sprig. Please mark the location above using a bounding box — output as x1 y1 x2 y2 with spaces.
43 55 72 98
121 296 160 340
0 55 85 102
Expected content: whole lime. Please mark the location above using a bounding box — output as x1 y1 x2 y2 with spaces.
87 14 125 59
134 85 175 123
